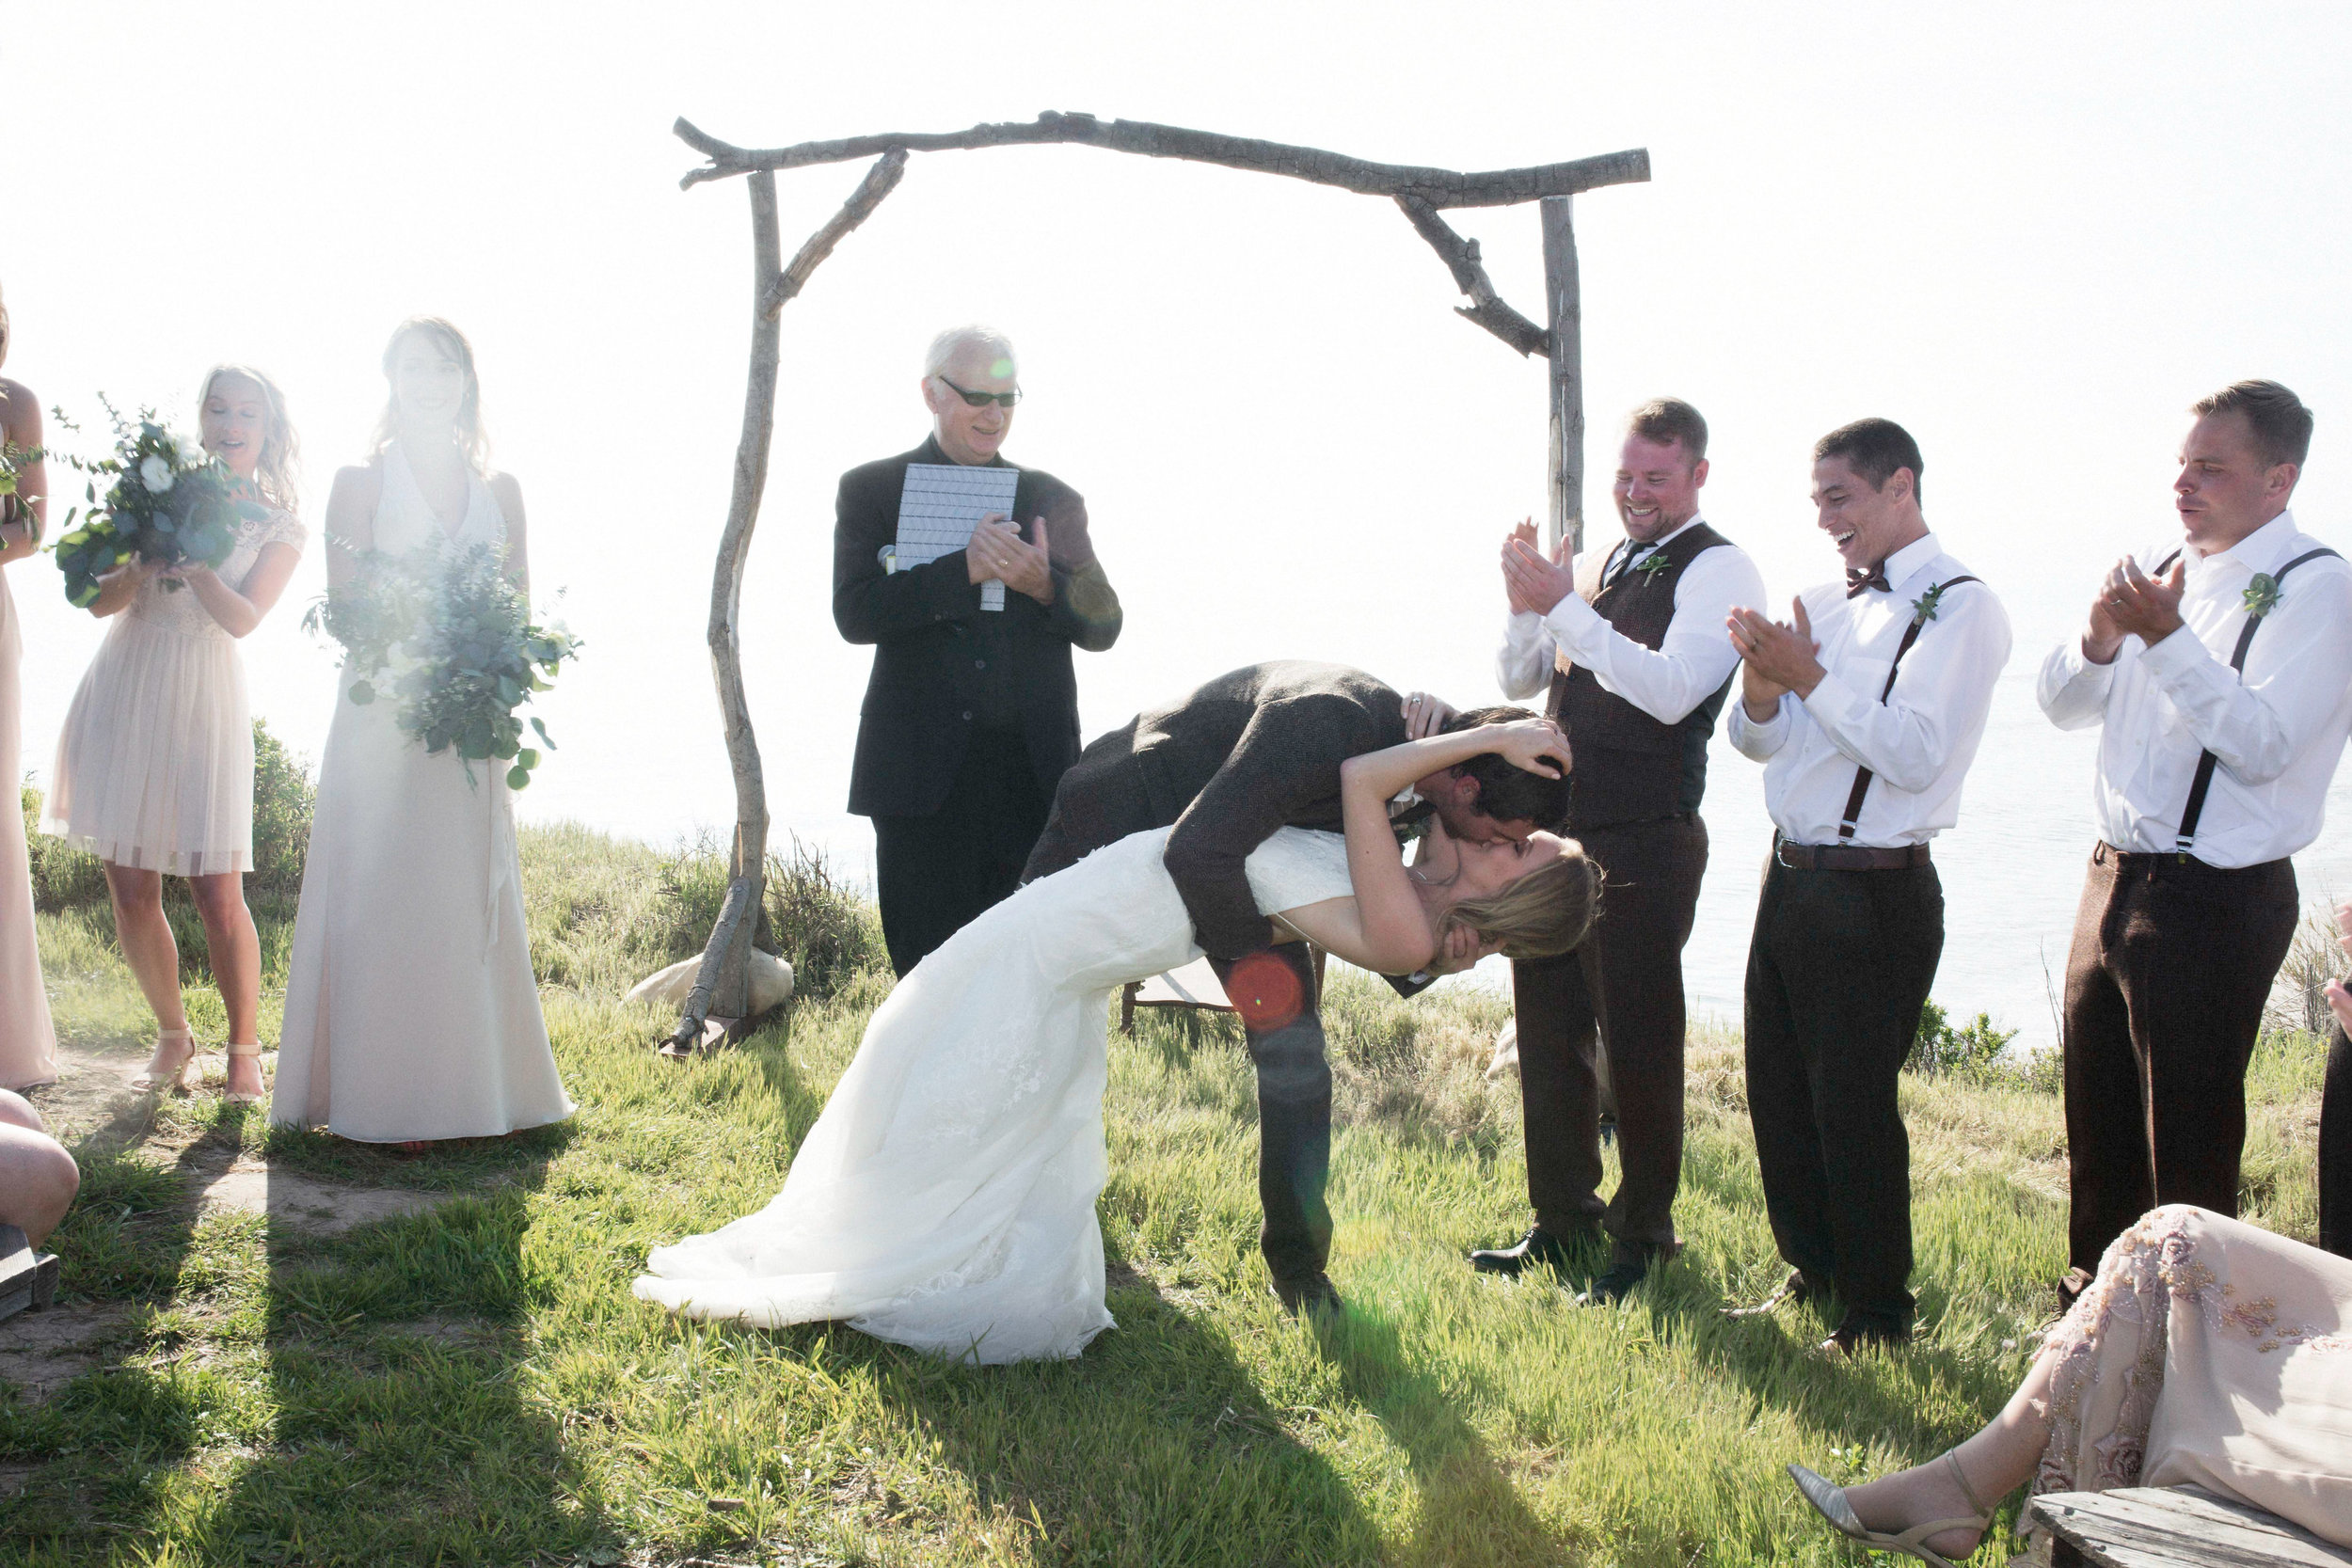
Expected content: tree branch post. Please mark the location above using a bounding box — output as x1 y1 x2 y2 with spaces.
666 154 910 1056
665 168 784 1053
1541 195 1584 556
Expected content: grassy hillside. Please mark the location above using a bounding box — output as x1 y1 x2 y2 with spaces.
1 804 2331 1566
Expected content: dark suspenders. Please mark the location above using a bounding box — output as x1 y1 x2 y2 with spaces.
1836 577 1982 841
2165 544 2344 856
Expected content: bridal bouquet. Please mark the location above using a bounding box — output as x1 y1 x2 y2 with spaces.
305 540 581 788
49 400 269 607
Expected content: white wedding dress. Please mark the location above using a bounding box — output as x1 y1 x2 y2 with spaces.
633 824 1354 1363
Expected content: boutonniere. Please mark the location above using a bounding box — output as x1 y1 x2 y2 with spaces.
2241 572 2281 619
1630 550 1674 582
1910 579 1955 627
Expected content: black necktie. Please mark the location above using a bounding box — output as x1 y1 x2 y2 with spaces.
1845 562 1891 598
1605 544 1652 589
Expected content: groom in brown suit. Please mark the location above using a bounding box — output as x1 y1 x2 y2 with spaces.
1024 660 1571 1314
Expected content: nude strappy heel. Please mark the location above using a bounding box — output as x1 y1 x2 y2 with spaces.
131 1026 199 1093
1788 1450 1995 1567
222 1042 265 1107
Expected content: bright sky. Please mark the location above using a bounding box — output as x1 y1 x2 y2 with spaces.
8 3 2351 1035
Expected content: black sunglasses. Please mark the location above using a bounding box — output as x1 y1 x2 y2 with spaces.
938 374 1022 409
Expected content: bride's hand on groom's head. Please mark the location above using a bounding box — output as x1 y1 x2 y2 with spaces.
1490 717 1571 778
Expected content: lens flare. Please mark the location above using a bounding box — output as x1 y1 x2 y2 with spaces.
1225 950 1304 1032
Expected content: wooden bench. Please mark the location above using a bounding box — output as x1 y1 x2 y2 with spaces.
0 1223 58 1323
2027 1485 2352 1566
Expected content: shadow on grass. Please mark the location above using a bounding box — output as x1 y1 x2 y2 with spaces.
1310 1304 1560 1566
856 1271 1378 1564
214 1130 607 1565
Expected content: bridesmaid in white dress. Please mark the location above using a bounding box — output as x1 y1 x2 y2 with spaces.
46 366 305 1102
270 317 573 1146
0 285 58 1089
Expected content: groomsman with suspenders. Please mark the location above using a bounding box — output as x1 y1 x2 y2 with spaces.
1725 419 2011 1354
2040 380 2352 1297
1472 398 1766 1302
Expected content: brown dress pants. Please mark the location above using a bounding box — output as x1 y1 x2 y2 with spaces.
2061 843 2299 1275
1511 816 1708 1262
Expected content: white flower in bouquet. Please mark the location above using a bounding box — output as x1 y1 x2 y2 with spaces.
139 453 176 494
170 430 205 467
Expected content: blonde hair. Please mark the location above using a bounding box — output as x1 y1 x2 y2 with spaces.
199 364 300 512
373 316 489 471
1436 840 1601 962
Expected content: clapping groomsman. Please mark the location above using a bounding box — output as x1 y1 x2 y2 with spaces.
2040 381 2352 1297
1471 399 1764 1302
1725 419 2010 1354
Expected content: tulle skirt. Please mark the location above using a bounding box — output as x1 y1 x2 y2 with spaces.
45 611 252 876
0 572 57 1087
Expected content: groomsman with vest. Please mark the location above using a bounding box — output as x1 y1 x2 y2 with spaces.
2039 380 2352 1297
1726 418 2010 1354
834 325 1123 976
1470 398 1765 1302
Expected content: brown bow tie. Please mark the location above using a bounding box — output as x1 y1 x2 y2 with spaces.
1845 562 1892 597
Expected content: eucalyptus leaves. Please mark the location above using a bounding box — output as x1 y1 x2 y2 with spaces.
47 400 269 607
305 539 580 788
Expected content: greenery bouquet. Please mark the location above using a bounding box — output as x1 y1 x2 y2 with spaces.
305 539 580 788
0 435 41 539
49 400 270 607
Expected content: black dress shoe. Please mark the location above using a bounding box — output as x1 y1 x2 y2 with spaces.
1468 1225 1592 1277
1572 1258 1649 1307
1269 1272 1343 1318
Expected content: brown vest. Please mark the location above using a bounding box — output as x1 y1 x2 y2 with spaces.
1547 520 1735 831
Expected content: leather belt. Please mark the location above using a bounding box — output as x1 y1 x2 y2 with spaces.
1773 836 1931 872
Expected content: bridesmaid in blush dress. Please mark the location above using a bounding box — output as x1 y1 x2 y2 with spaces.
45 365 305 1103
0 284 58 1089
270 318 573 1146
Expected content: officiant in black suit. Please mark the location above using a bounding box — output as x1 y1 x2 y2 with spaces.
1023 660 1576 1315
834 325 1121 976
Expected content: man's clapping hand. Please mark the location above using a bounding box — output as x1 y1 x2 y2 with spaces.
2084 556 2185 662
1727 598 1826 717
966 514 1056 605
1501 516 1575 617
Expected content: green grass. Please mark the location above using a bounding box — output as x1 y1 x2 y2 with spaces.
1 820 2332 1565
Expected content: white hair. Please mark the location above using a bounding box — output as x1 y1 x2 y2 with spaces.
923 325 1018 382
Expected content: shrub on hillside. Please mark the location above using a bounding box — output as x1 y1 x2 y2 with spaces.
2266 904 2343 1038
765 836 885 1000
22 717 312 914
1910 1000 2058 1092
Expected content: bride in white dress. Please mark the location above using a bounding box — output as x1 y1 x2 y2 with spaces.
636 719 1597 1363
270 318 573 1145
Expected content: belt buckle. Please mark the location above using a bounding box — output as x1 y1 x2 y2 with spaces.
1772 837 1804 870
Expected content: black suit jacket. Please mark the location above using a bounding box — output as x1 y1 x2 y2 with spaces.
834 436 1122 817
1028 661 1409 961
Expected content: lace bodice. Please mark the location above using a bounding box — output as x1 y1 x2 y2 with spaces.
1245 827 1354 915
126 505 306 639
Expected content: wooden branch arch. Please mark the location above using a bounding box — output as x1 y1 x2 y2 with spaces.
660 112 1649 1053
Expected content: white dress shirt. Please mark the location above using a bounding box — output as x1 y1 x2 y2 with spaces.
1728 531 2011 847
1495 515 1767 723
2037 510 2352 867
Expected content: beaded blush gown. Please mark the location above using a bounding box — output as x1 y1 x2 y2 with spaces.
269 445 573 1143
633 824 1354 1364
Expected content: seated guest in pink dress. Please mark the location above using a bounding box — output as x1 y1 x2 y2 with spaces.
1791 1204 2352 1563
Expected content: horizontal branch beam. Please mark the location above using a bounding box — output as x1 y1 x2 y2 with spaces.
678 112 1648 211
1394 196 1549 357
